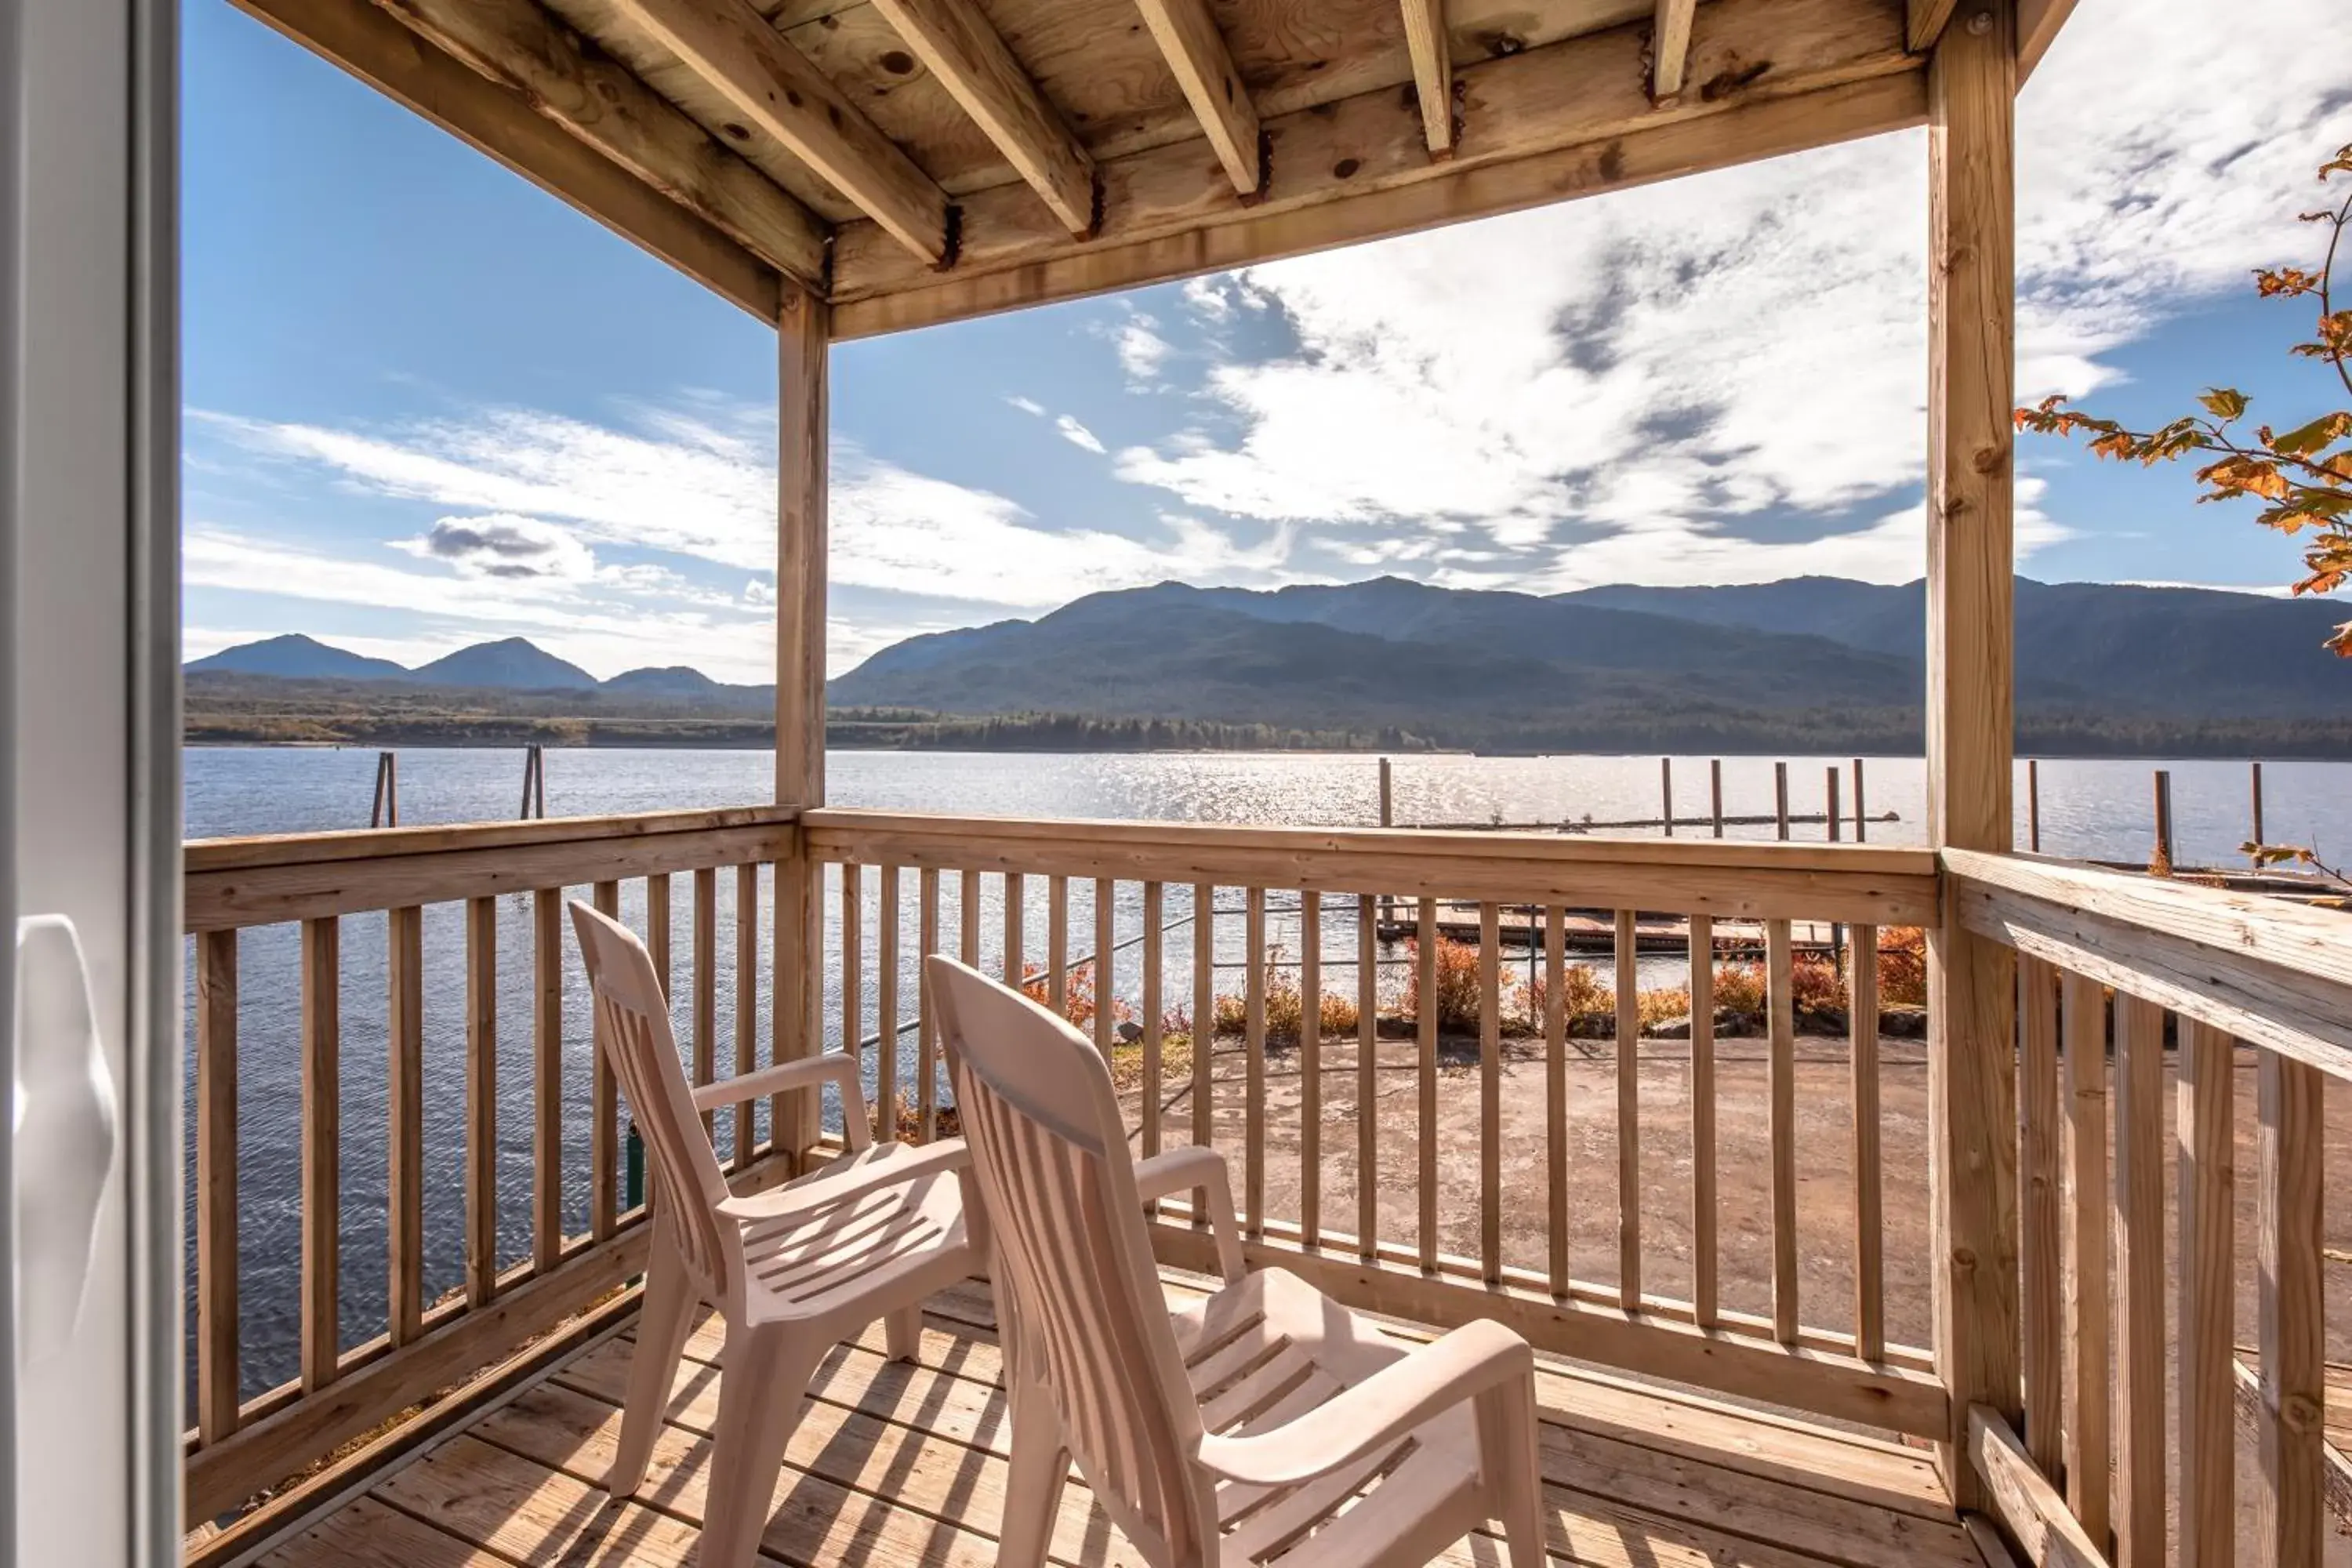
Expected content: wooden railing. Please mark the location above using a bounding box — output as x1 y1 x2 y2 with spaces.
800 808 1949 1438
180 805 802 1526
1947 847 2349 1565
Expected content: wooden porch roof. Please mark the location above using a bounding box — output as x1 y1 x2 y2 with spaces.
232 0 2075 339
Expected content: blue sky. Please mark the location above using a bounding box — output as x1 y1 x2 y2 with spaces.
183 0 2352 684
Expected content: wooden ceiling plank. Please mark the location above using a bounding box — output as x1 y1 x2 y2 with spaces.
1131 0 1264 197
1399 0 1454 156
833 0 1908 306
612 0 953 263
866 0 1097 234
1905 0 1958 52
368 0 827 283
833 70 1925 339
2017 0 2076 83
1650 0 1696 102
232 0 785 318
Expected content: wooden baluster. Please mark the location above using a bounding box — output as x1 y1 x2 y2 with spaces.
1417 895 1439 1272
960 867 980 967
2059 971 2110 1548
1244 885 1268 1235
1299 890 1322 1250
532 888 564 1274
1688 913 1716 1327
693 867 717 1142
1004 871 1025 989
2176 1018 2235 1565
1192 883 1214 1152
1849 924 1882 1361
1546 904 1570 1300
732 864 758 1168
1617 908 1642 1312
917 867 940 1143
1356 893 1378 1262
196 928 240 1443
1094 877 1116 1062
592 880 620 1229
300 916 340 1392
465 895 498 1308
840 861 862 1064
2258 1048 2324 1566
387 907 424 1348
1479 903 1501 1284
2016 953 2059 1463
877 864 900 1144
775 848 815 1166
2112 992 2165 1568
1142 881 1163 1164
647 872 672 996
1047 874 1069 1016
1765 916 1795 1343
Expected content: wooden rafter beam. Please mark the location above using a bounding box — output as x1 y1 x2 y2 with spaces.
1399 0 1454 157
1650 0 1697 102
2017 0 2076 82
231 0 789 318
612 0 953 264
867 0 1096 236
1906 0 1959 52
833 0 1914 332
1131 0 1262 197
368 0 826 285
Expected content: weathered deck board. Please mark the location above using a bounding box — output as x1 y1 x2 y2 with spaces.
256 1272 1965 1568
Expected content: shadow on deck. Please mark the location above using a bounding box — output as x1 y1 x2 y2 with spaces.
255 1270 1979 1568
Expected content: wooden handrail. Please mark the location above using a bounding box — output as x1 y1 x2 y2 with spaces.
1944 845 2352 1082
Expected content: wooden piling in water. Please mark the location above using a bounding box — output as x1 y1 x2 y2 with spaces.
1826 767 1841 844
1710 759 1724 838
2153 768 2174 873
2251 760 2265 855
1850 757 1866 843
519 744 547 820
369 751 398 829
1661 757 1674 837
1774 762 1790 841
2027 757 2041 852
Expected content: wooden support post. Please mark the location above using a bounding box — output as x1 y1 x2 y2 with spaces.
775 283 828 1167
196 929 240 1443
1774 760 1790 840
1925 0 2020 1509
2152 768 2174 873
2252 759 2267 855
464 896 499 1308
1710 759 1724 838
387 907 424 1348
299 916 341 1394
1660 756 1673 837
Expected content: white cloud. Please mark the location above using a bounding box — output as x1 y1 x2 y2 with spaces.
1054 415 1106 453
395 513 597 581
1006 394 1047 416
1102 309 1173 384
1116 0 2350 589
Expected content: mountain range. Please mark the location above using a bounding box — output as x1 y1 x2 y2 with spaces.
184 576 2352 754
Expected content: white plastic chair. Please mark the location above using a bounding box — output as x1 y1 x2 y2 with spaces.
570 900 982 1568
927 954 1548 1568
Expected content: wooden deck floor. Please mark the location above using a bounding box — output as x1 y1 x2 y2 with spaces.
257 1272 1988 1568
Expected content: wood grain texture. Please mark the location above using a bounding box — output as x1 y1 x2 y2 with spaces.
1925 0 2019 1508
1688 911 1716 1327
1849 924 1881 1360
777 286 828 809
1193 882 1215 1151
1399 0 1454 151
1650 0 1696 100
733 861 760 1167
918 866 941 1141
2016 0 2075 81
197 932 239 1443
803 807 1938 924
2111 991 2164 1568
1244 884 1268 1232
692 866 717 1142
1906 0 1959 50
1766 916 1796 1344
2015 953 2059 1469
2258 1048 2325 1566
300 917 342 1394
610 0 950 259
1004 870 1025 989
1358 893 1380 1261
1142 880 1164 1160
877 864 900 1142
1131 0 1262 194
2056 970 2108 1548
1417 895 1439 1271
1299 890 1322 1247
230 0 788 318
532 888 564 1272
1965 1406 2106 1568
387 907 426 1348
2176 1018 2235 1566
829 0 1918 327
866 0 1095 231
1617 907 1642 1312
465 897 499 1309
1046 873 1068 1014
591 880 622 1227
1479 902 1502 1281
366 0 827 278
1094 876 1116 1060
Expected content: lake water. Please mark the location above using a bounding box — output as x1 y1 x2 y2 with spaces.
184 746 2343 1398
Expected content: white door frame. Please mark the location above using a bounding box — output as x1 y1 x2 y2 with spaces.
6 0 183 1560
